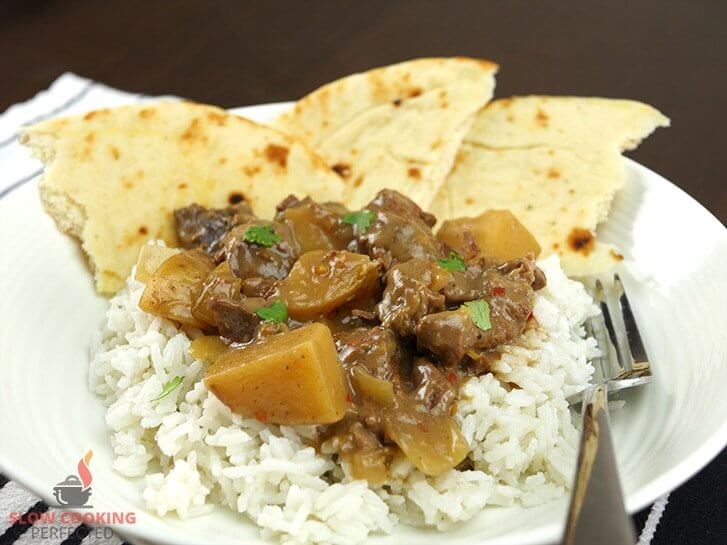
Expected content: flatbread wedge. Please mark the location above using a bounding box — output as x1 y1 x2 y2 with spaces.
431 96 669 275
274 57 498 210
21 101 345 294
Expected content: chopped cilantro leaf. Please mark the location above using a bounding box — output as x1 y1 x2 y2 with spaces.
151 376 184 402
243 225 281 247
342 209 375 232
255 300 288 323
437 251 466 272
464 300 492 331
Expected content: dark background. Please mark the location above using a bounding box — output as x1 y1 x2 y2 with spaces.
2 1 725 543
2 0 725 223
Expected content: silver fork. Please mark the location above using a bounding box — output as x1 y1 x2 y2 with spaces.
562 274 653 545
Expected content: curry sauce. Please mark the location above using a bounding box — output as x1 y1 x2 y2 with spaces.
139 189 545 479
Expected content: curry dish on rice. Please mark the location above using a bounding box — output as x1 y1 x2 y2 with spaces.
137 188 544 482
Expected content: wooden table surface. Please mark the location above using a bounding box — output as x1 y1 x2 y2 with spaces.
2 2 725 544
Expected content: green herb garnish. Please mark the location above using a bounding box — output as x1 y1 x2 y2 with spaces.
243 225 282 247
342 209 375 232
151 376 184 402
255 300 288 323
464 300 492 331
437 251 466 272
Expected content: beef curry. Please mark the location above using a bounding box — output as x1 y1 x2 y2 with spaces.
137 189 545 481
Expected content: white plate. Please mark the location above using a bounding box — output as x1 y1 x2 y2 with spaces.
1 102 726 545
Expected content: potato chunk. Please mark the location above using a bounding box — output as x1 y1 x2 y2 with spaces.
437 209 541 263
281 199 353 253
134 245 179 283
139 249 215 327
280 250 380 320
204 323 349 424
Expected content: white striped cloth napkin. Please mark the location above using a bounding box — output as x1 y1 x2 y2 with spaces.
0 73 670 545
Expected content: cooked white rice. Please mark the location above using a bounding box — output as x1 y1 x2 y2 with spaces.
89 253 598 544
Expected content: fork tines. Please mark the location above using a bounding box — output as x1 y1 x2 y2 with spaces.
588 274 653 390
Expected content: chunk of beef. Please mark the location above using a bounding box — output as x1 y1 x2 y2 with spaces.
442 262 490 304
209 297 261 343
334 326 401 384
410 359 456 415
416 308 479 364
496 254 546 291
443 254 546 304
532 267 546 291
325 417 389 474
376 258 450 337
367 189 436 228
447 229 481 262
174 203 255 255
357 190 444 267
418 258 538 363
218 220 301 280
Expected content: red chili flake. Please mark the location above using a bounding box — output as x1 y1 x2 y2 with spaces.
345 392 353 403
447 371 458 385
527 311 534 321
254 410 267 422
492 286 506 296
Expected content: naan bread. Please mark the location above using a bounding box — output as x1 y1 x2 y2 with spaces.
274 57 498 210
21 101 344 294
431 96 669 275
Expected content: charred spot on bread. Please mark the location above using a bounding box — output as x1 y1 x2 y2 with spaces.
264 144 289 168
535 108 549 127
228 192 245 205
332 163 351 178
567 228 595 255
243 164 261 176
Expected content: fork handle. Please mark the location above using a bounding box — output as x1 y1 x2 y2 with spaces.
563 383 636 545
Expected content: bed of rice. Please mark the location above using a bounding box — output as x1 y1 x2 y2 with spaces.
89 253 599 544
